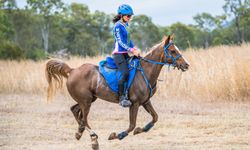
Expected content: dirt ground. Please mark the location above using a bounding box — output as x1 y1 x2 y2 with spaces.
0 94 250 150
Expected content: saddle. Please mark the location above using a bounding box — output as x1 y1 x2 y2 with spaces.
99 56 139 93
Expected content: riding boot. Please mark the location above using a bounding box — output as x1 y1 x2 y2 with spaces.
118 83 132 107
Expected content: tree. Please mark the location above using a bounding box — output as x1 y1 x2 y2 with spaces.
0 1 24 60
92 11 112 55
10 9 42 51
63 3 98 56
26 0 64 53
1 0 17 10
0 0 16 40
0 9 13 41
130 15 161 51
169 23 194 50
193 13 219 48
223 0 250 43
159 26 170 37
240 6 250 41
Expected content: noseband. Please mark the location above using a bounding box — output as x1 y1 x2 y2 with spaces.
141 42 182 67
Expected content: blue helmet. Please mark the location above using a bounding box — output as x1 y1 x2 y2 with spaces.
117 4 134 15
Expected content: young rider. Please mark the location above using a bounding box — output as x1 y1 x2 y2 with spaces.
112 4 140 107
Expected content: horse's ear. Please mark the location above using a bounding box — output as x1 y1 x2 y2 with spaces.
170 34 175 41
163 35 171 45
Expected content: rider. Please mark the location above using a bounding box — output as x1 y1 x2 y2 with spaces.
112 4 140 107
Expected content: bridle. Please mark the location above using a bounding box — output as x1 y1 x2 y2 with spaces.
131 42 183 99
140 42 182 67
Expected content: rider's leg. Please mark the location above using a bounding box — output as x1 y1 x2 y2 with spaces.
113 53 132 107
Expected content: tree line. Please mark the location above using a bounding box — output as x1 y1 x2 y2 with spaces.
0 0 250 60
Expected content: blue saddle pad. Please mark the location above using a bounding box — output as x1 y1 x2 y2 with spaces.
99 57 139 93
105 57 117 69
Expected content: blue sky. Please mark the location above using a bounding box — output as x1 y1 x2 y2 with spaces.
16 0 226 26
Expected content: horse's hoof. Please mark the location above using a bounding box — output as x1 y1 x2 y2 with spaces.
91 136 99 150
108 132 117 140
92 143 99 150
75 132 82 140
133 127 143 135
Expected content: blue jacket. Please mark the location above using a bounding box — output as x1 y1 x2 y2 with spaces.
112 21 134 54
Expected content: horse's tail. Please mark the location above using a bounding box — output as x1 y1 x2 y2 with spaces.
45 59 73 102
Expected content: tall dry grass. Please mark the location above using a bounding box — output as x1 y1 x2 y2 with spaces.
157 44 250 101
0 44 249 101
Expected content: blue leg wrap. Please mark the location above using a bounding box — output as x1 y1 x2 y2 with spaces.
143 122 154 132
117 131 128 140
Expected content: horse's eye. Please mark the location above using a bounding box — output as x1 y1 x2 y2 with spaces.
171 50 177 55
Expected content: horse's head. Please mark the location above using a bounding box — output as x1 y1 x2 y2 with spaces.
161 35 189 71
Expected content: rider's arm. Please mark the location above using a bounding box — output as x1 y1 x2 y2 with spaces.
114 25 134 52
129 40 135 51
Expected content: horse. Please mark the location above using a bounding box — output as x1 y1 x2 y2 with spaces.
45 35 189 149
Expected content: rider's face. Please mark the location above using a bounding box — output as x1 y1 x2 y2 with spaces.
122 15 132 22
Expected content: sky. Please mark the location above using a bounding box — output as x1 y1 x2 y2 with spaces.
16 0 226 26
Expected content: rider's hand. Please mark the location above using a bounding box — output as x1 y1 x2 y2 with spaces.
132 48 140 57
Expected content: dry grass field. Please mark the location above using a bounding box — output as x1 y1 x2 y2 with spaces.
0 44 250 150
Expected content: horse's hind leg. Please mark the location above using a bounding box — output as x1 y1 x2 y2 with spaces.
70 104 81 125
78 97 99 150
133 101 158 135
70 104 84 140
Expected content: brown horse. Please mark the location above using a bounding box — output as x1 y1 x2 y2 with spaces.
45 35 189 149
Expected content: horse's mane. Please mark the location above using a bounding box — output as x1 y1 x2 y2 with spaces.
145 43 161 56
144 37 167 59
145 34 174 57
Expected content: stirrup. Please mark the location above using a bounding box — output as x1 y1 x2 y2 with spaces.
119 95 132 107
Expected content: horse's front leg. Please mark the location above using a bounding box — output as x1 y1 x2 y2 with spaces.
133 101 158 135
108 103 139 140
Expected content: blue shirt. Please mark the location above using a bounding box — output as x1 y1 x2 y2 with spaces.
112 21 134 54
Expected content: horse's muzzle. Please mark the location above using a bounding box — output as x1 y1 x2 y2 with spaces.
178 62 189 72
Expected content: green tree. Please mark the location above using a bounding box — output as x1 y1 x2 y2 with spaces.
63 3 98 56
0 1 24 60
26 0 64 53
0 10 13 41
159 26 170 37
223 0 250 43
0 40 24 60
193 13 219 48
1 0 17 10
187 25 204 49
169 22 194 50
130 15 161 51
48 14 68 53
240 7 250 41
92 11 112 55
10 9 42 50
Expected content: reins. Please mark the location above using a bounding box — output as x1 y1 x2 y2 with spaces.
131 42 182 99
